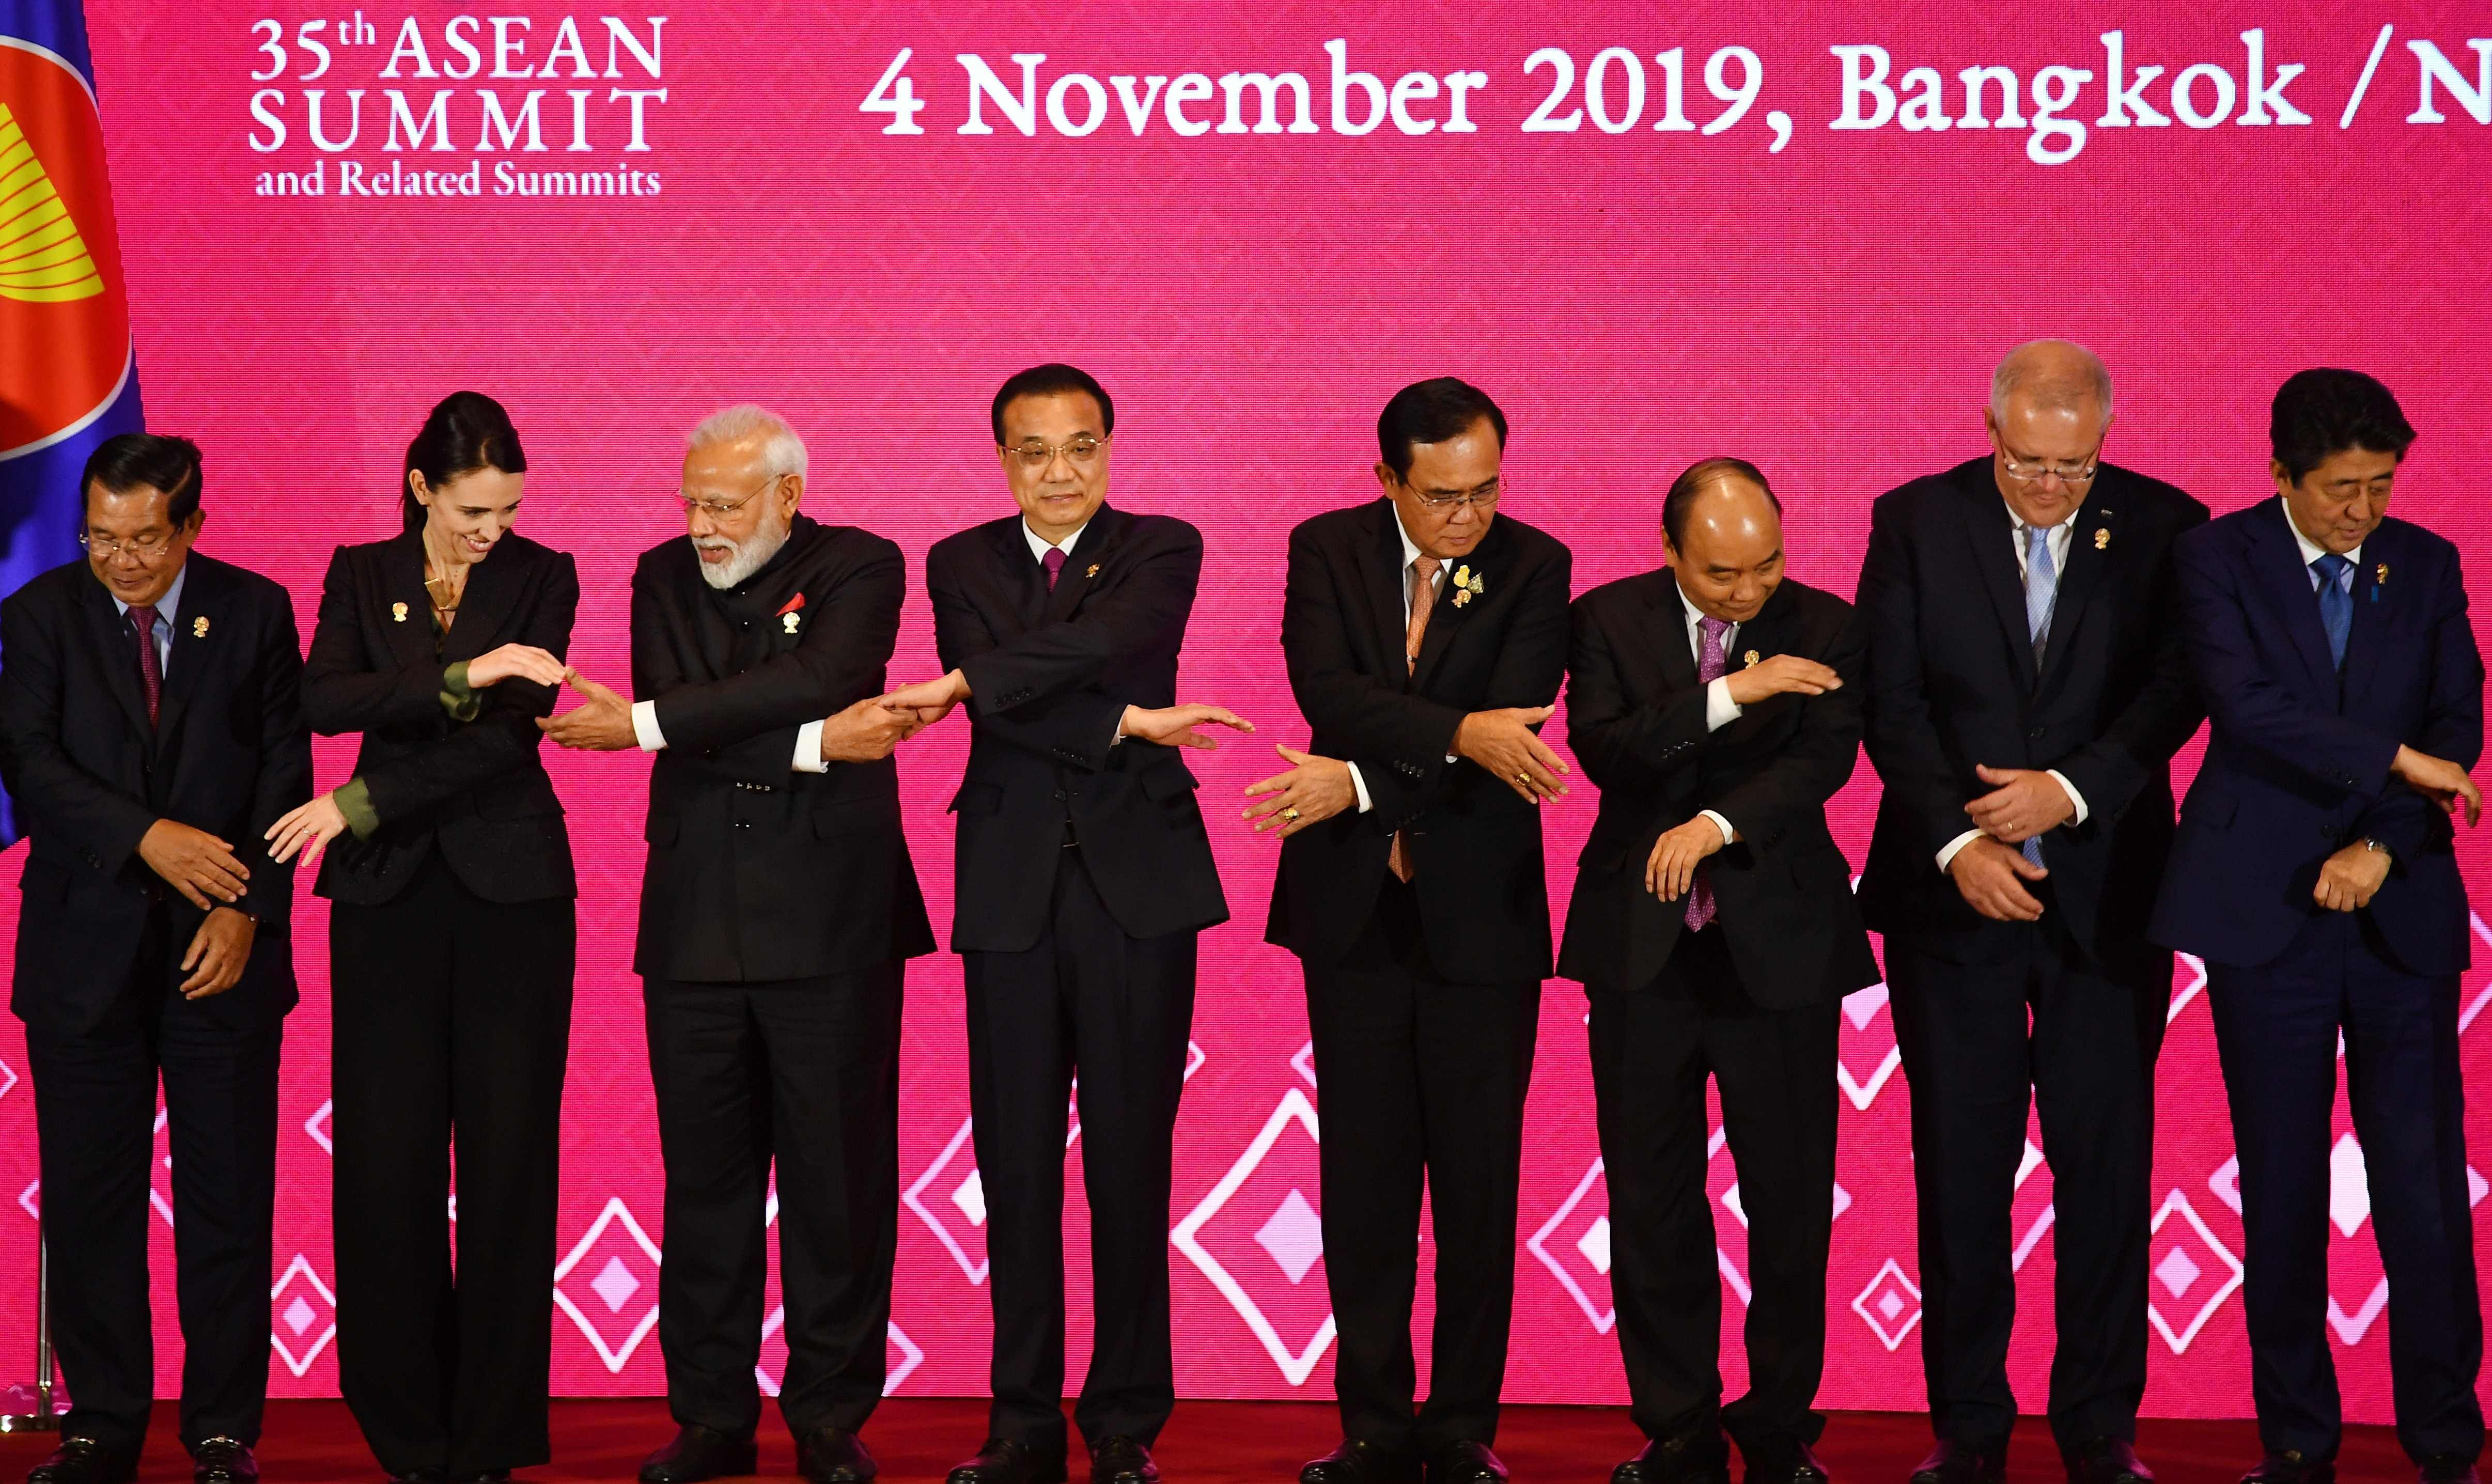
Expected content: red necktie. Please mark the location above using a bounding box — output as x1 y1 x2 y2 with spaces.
128 604 162 726
1041 548 1065 591
1684 615 1730 930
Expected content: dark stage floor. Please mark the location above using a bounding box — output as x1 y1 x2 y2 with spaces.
0 1400 2414 1483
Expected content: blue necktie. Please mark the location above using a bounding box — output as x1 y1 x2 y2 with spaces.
2313 553 2353 670
2021 525 2056 868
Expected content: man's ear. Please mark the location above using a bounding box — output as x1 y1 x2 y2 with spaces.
1372 462 1397 495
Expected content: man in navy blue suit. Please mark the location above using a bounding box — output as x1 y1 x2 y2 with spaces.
2152 370 2485 1484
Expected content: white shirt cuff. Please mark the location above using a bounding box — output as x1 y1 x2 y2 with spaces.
1348 762 1374 814
792 718 828 773
1705 677 1743 732
2047 769 2089 825
1700 808 1736 846
1936 829 1986 871
1110 710 1126 747
631 698 667 752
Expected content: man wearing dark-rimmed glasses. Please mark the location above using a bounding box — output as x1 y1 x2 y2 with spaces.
1857 342 2207 1484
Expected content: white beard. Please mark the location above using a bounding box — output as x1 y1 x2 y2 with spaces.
693 521 790 590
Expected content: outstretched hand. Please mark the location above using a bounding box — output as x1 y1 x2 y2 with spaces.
537 669 638 751
1123 703 1254 750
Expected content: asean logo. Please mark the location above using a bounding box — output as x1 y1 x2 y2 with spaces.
0 37 129 457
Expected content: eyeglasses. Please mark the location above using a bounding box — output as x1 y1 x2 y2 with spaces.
1001 436 1107 471
1998 446 2101 488
81 531 179 559
1408 478 1504 512
672 474 782 520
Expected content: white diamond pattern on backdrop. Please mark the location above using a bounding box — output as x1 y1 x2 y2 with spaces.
904 1117 990 1285
1852 1259 1922 1352
304 1099 333 1155
2146 1189 2243 1353
1254 1188 1323 1284
268 1253 337 1378
1526 1157 1616 1334
2329 1133 2371 1239
1835 982 1903 1112
552 1197 664 1373
1171 1088 1336 1384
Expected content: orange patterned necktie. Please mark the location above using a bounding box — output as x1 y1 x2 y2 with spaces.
1388 556 1441 882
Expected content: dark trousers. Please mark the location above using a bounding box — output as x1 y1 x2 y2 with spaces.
25 904 283 1457
2209 909 2484 1465
1588 926 1837 1452
329 859 575 1476
962 847 1196 1456
1885 920 2168 1452
645 961 904 1439
1304 876 1541 1456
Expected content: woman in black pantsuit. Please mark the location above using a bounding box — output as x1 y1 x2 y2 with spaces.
267 391 579 1484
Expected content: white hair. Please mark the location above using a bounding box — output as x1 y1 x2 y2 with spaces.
687 403 809 480
1989 339 2115 420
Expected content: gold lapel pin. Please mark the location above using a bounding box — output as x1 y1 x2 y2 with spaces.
2376 563 2390 585
1744 649 1762 668
1086 563 1100 579
191 616 209 638
2094 527 2111 550
392 601 409 622
782 612 801 635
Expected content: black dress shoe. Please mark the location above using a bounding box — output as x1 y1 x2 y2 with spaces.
2420 1457 2482 1484
2064 1437 2152 1484
192 1439 259 1484
798 1428 877 1484
1741 1438 1829 1484
639 1424 759 1484
387 1473 446 1484
1428 1442 1509 1484
1910 1439 2006 1484
1614 1428 1732 1484
2238 1454 2331 1484
453 1474 511 1484
1089 1437 1158 1484
27 1439 136 1484
948 1438 1069 1484
1303 1440 1421 1484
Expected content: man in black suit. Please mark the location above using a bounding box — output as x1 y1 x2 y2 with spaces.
882 364 1244 1484
1560 460 1877 1484
541 405 936 1484
1252 378 1571 1484
2152 371 2484 1484
0 434 310 1484
1856 342 2207 1484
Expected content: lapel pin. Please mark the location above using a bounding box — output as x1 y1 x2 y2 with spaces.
775 591 806 633
191 616 209 638
2094 527 2110 550
392 602 409 622
1744 649 1761 668
2374 561 2389 602
1086 563 1100 579
782 612 801 634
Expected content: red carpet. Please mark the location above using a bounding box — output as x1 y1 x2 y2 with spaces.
0 1400 2411 1484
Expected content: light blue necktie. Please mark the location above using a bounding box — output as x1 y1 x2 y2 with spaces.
2313 553 2353 670
2021 524 2057 868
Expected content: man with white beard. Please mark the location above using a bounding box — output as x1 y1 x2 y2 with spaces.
542 405 936 1484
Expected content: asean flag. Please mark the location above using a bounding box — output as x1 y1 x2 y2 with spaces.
0 0 144 840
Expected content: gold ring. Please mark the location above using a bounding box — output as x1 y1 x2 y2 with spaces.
1281 807 1301 822
1515 772 1531 785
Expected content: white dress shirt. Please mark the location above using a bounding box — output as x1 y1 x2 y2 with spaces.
1347 511 1455 814
2282 495 2360 584
110 562 187 676
1932 502 2092 871
1674 577 1746 846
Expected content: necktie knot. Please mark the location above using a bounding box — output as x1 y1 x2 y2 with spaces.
2312 553 2354 671
1694 614 1732 684
2313 552 2351 590
128 604 158 631
1040 546 1066 590
126 604 163 727
1412 554 1441 587
1698 614 1729 643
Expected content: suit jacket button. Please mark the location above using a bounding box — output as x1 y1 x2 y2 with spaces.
2029 726 2047 739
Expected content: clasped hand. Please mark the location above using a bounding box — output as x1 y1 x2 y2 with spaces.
538 670 638 750
1454 705 1570 803
1963 763 2075 845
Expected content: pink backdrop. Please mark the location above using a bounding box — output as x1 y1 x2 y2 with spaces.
6 0 2492 1424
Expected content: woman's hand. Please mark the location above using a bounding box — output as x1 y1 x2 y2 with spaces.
266 791 351 868
468 643 567 689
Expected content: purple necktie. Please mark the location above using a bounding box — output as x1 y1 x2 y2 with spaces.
128 604 162 726
1041 548 1065 591
1685 615 1730 930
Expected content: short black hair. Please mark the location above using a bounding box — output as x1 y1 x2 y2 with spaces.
991 363 1114 444
1376 377 1507 481
1663 457 1781 551
82 433 204 525
403 390 528 533
2271 369 2415 483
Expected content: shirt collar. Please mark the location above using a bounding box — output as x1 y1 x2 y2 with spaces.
1672 571 1734 635
111 562 186 624
1390 505 1426 571
2281 495 2360 569
1022 518 1086 563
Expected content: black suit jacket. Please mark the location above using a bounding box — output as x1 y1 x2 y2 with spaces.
1558 572 1879 1007
2152 504 2484 974
1857 457 2208 964
631 513 935 982
0 554 312 1034
304 530 579 905
927 503 1227 953
1264 499 1572 984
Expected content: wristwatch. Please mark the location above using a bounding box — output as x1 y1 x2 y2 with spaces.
2361 836 2392 860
